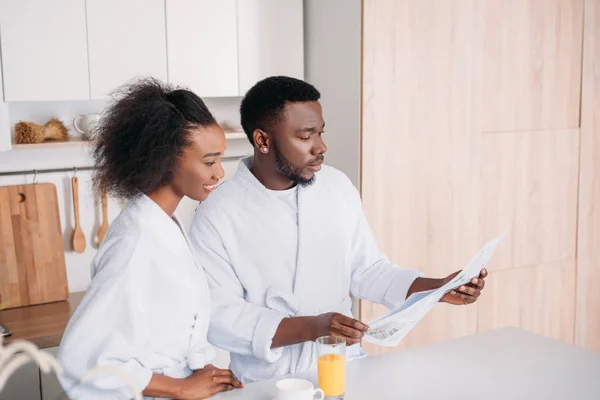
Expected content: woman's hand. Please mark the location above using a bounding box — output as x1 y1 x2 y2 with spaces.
179 364 244 400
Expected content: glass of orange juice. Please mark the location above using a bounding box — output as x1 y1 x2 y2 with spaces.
316 336 346 399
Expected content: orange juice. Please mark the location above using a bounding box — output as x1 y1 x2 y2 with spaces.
317 353 345 396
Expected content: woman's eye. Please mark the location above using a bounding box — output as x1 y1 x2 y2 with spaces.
204 162 215 167
299 136 310 141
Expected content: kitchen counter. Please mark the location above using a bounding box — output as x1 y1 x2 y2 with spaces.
0 291 84 349
214 327 600 400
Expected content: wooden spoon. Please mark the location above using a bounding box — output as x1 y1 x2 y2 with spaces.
71 176 86 253
97 188 109 245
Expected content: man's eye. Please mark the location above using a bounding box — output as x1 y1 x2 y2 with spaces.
299 136 310 141
204 162 215 166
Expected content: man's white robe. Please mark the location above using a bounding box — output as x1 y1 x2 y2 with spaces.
189 157 422 383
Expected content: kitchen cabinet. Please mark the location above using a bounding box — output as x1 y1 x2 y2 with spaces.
0 360 41 400
0 347 68 400
0 57 9 152
40 347 63 400
166 0 239 97
86 0 168 98
0 105 10 152
237 0 304 95
0 0 89 102
0 0 305 103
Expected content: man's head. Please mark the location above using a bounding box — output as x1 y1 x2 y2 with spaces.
240 76 327 187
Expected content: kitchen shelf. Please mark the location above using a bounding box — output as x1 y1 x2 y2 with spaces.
11 137 90 150
225 131 247 140
10 130 247 150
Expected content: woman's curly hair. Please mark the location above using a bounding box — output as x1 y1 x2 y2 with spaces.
92 77 216 200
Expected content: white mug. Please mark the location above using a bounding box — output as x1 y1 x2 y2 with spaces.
275 379 325 400
73 113 101 138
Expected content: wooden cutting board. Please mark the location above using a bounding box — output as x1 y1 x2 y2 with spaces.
0 183 69 310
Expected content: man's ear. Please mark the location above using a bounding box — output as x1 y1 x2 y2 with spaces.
254 129 271 154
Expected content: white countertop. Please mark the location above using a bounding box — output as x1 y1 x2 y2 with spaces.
213 327 600 399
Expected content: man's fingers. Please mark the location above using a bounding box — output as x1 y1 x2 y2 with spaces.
479 268 488 278
332 321 365 339
451 291 476 304
334 314 369 332
456 285 480 297
470 277 485 290
337 335 361 346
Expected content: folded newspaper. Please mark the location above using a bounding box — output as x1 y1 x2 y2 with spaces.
363 229 508 347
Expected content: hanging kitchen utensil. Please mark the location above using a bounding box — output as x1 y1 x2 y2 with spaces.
97 188 109 245
71 175 86 253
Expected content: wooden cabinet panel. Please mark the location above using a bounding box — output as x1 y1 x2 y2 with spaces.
481 0 584 132
361 0 586 353
576 0 600 352
361 0 480 355
477 260 577 344
480 129 579 270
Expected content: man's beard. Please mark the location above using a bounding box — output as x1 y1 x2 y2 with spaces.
273 142 316 187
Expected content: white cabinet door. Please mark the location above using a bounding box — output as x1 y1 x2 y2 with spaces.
166 0 238 97
237 0 304 95
0 53 10 152
40 347 63 400
86 0 168 98
0 359 40 400
0 0 89 101
0 105 9 152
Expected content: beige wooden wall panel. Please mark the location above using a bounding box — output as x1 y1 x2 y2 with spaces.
480 130 579 271
576 0 600 351
361 0 584 355
482 0 584 132
477 260 577 344
361 0 482 356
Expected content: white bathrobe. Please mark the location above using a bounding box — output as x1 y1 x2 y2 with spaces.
58 194 215 400
189 157 423 383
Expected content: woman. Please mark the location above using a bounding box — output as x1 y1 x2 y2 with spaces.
58 78 242 400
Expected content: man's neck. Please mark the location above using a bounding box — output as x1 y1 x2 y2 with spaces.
250 152 296 191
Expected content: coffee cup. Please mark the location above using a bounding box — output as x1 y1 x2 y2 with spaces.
275 379 324 400
73 113 101 139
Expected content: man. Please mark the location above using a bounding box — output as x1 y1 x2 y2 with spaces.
189 76 487 383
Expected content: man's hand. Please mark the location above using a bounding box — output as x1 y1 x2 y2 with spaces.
309 312 370 346
440 268 488 305
272 313 369 348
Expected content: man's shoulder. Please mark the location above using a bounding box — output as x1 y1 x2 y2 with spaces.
318 164 356 192
194 179 246 219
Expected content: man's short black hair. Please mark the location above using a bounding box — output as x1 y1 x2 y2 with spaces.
240 76 321 145
92 77 216 200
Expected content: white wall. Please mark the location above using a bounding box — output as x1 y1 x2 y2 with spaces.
304 0 362 317
304 0 362 189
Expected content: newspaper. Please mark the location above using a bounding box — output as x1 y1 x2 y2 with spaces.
363 229 508 347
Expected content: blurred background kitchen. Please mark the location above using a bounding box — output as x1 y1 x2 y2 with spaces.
0 0 598 399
